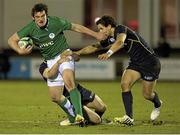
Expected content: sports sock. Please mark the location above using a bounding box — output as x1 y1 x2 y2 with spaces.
150 91 161 108
69 88 83 116
58 98 75 123
122 91 133 118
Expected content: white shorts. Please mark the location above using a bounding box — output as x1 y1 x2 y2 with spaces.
47 53 75 87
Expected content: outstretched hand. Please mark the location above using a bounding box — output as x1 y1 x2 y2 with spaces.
71 53 80 62
57 56 70 64
61 50 73 57
98 53 110 60
58 51 81 64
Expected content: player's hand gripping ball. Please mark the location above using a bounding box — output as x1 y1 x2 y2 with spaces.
18 37 33 49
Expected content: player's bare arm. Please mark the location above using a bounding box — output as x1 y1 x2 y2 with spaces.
43 63 59 79
43 54 81 79
98 33 126 60
8 33 33 55
43 57 70 79
60 49 80 62
75 43 102 55
71 23 106 41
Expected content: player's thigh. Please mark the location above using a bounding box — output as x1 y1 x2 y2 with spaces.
121 69 141 90
62 69 75 82
62 69 76 90
47 56 65 87
142 80 157 98
48 86 64 101
60 60 76 90
86 95 106 111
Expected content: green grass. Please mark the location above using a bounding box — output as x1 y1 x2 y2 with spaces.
0 80 179 134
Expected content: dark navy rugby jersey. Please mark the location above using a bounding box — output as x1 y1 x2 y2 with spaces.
39 61 48 81
100 25 156 64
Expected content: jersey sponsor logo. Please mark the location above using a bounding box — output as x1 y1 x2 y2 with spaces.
39 41 54 48
49 33 55 39
109 37 115 43
144 76 153 81
89 93 94 99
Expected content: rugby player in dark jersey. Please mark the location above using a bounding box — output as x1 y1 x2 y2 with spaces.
39 55 106 126
75 15 162 125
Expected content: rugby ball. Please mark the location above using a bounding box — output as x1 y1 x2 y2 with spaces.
18 37 33 49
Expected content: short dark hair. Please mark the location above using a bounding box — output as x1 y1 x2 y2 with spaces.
96 15 117 27
31 3 48 17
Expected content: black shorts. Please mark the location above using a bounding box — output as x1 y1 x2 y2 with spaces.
77 84 95 105
127 56 161 81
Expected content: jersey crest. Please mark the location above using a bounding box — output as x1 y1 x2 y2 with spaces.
49 33 55 39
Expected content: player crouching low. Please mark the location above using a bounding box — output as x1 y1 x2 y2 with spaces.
39 52 107 126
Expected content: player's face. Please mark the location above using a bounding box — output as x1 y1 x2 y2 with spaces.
97 24 112 37
33 10 47 28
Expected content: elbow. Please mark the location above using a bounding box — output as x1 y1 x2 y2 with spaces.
8 36 17 48
8 37 12 47
47 76 54 79
46 73 57 79
43 69 58 79
46 74 53 79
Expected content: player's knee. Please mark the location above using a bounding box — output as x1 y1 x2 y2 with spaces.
94 95 107 112
121 81 130 91
64 80 75 91
143 92 152 100
51 97 59 103
101 103 107 112
51 95 63 103
94 97 107 112
96 116 102 124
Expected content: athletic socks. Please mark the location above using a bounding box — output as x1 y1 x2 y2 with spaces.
150 91 161 108
58 98 75 123
122 91 160 119
69 88 83 116
122 91 133 118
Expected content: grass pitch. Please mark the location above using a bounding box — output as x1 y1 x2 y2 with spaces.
0 80 179 134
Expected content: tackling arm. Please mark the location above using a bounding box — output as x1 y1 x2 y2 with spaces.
43 62 59 79
71 23 106 41
108 33 126 54
75 43 102 55
98 33 126 60
43 56 75 79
